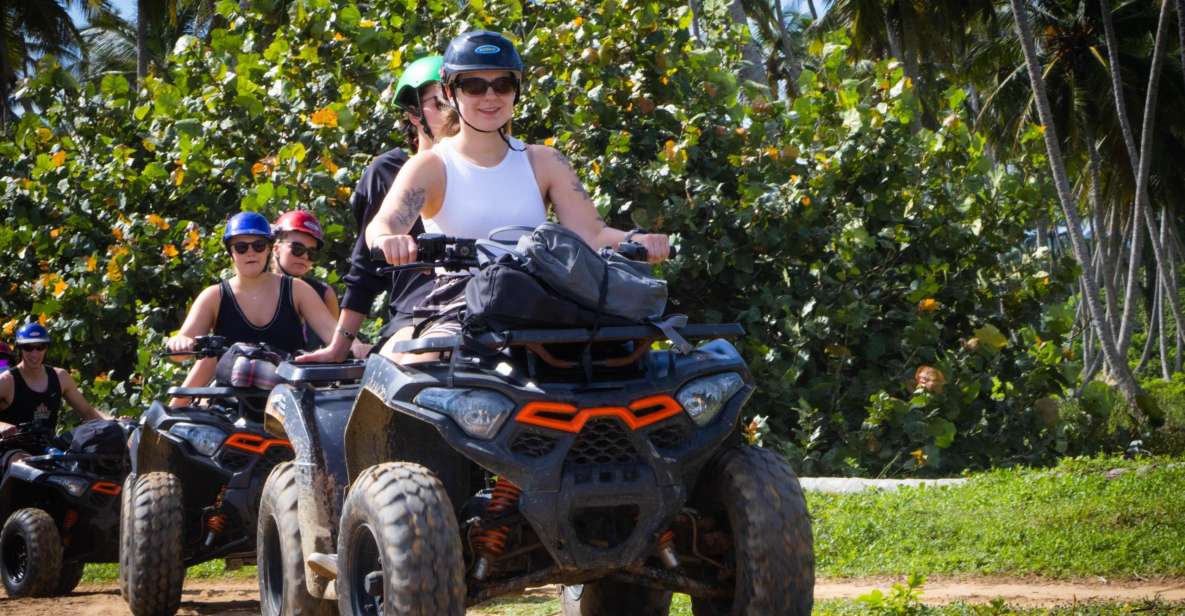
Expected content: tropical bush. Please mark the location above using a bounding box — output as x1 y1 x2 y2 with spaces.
0 0 1094 474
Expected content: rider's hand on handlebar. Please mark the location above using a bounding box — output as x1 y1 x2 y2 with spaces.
165 334 196 355
0 423 17 438
633 233 671 263
372 234 418 266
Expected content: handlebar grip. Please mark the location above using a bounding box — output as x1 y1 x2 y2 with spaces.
370 247 387 262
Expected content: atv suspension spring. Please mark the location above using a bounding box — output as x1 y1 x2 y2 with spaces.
472 478 521 580
206 514 226 534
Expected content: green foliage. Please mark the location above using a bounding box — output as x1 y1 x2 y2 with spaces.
857 573 926 616
810 456 1185 578
1 2 1083 472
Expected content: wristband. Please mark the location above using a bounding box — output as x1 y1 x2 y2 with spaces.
624 228 645 243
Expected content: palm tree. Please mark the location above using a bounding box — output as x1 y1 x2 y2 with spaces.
0 0 98 130
128 0 217 83
1007 0 1145 418
83 1 206 81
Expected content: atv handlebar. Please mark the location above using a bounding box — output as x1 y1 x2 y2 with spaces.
160 334 231 359
366 232 676 273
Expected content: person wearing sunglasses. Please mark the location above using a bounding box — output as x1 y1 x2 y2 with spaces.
298 55 462 364
271 210 340 350
165 212 339 402
0 323 107 441
364 31 671 361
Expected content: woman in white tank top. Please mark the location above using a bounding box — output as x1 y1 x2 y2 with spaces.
366 31 672 361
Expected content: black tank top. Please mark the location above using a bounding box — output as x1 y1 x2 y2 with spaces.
302 277 331 350
6 367 62 429
213 275 305 354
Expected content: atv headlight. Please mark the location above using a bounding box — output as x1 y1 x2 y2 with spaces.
47 475 90 498
169 422 227 456
677 372 745 427
414 388 515 440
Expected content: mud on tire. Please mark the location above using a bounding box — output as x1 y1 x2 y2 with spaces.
337 462 464 616
692 446 814 616
559 580 672 616
123 472 186 616
258 461 335 616
56 560 86 595
0 507 63 597
118 473 135 599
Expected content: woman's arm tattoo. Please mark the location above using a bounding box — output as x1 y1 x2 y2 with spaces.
392 187 426 228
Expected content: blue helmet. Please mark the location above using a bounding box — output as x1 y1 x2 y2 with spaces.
442 31 524 82
222 212 274 243
15 322 50 345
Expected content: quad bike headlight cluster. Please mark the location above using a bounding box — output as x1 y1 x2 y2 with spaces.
169 422 228 456
414 387 516 439
47 474 90 497
676 372 744 426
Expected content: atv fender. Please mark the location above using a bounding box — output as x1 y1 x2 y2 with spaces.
266 383 355 598
130 402 184 476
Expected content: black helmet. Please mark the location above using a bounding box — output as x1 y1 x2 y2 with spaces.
442 31 524 83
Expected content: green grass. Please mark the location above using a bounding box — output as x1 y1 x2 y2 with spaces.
82 560 257 583
811 455 1185 578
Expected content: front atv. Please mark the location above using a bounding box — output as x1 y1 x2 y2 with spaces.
120 336 294 616
265 237 814 616
0 421 132 598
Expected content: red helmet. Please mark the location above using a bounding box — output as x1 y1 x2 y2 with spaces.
273 210 324 248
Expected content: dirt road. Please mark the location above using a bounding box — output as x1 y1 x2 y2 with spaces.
2 577 1183 614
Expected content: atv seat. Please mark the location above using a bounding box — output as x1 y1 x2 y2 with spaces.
275 360 366 385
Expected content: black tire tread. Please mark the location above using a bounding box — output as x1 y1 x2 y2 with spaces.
338 462 464 616
56 560 85 595
118 473 134 599
257 461 335 616
124 471 186 616
1 507 63 597
693 446 814 616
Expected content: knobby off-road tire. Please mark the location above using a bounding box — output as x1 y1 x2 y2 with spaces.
692 446 814 616
56 560 85 594
123 472 186 616
0 507 63 597
559 580 673 616
337 462 464 616
258 462 335 616
119 473 135 599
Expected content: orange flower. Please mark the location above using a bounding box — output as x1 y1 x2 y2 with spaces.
38 313 48 327
51 151 67 168
910 448 928 466
917 298 939 313
49 227 62 238
53 279 68 298
106 259 123 282
145 214 169 230
86 255 98 272
663 140 677 161
800 196 812 207
162 244 179 258
2 319 17 336
251 161 269 178
112 226 124 241
310 107 339 128
914 366 946 394
183 228 201 251
320 154 339 174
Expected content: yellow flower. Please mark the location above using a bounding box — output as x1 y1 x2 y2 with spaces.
95 372 110 383
146 214 170 230
36 127 53 143
910 448 928 466
53 279 68 298
111 226 124 241
310 107 339 128
359 19 376 28
1036 124 1046 135
86 255 97 272
663 140 677 161
51 151 67 168
49 227 62 238
572 17 584 28
333 33 346 41
917 298 939 313
142 138 157 152
765 147 779 160
106 259 123 282
544 137 555 146
172 168 185 187
336 186 352 201
38 313 48 327
183 228 201 251
320 154 339 174
2 319 17 336
162 244 179 258
790 175 801 184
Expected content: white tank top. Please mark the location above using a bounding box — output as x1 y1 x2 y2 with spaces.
424 136 547 239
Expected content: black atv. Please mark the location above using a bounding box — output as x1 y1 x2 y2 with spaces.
261 236 815 616
120 336 295 616
0 419 132 597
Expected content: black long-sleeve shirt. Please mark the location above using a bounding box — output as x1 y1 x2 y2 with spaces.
340 149 433 335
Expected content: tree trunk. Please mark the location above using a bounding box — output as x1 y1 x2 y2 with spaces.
806 0 818 20
1159 276 1171 379
774 0 801 97
689 0 703 45
1136 280 1158 374
1085 120 1121 338
0 0 10 133
137 0 149 83
1008 0 1146 418
727 0 768 86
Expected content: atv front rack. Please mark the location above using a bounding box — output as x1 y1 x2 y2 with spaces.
391 323 744 369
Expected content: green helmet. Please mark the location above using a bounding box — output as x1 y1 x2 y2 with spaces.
394 55 444 111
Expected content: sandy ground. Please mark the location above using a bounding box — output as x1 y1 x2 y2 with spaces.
1 576 1183 614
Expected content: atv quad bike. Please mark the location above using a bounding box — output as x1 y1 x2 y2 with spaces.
262 235 815 616
0 419 132 597
120 336 295 616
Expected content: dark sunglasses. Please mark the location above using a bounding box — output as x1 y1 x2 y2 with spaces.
453 76 518 97
231 239 271 254
19 344 48 352
284 242 318 259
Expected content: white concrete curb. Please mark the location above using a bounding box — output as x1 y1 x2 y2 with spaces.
799 477 968 494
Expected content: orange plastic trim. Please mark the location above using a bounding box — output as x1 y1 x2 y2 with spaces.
516 395 682 433
91 481 121 496
223 433 292 455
